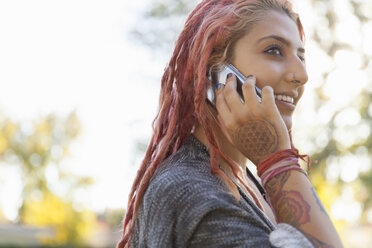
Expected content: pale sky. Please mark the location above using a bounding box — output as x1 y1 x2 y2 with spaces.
0 0 370 223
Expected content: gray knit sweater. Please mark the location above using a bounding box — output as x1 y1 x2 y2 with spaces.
130 135 314 248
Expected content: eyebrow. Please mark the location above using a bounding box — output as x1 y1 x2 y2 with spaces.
256 35 305 53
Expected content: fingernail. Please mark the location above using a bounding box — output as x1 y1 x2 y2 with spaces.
247 75 255 82
227 73 233 79
216 83 222 90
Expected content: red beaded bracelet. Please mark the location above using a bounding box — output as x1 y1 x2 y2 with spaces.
257 148 311 177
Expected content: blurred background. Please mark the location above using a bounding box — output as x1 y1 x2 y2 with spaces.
0 0 371 247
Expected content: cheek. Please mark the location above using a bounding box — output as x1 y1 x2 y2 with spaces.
232 54 284 88
297 86 305 101
252 62 283 88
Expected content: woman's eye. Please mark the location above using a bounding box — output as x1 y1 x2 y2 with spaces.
298 54 306 62
265 46 282 56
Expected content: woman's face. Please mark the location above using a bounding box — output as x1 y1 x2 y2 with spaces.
231 10 308 130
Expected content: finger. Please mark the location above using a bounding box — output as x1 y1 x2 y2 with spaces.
224 74 243 110
242 75 260 107
261 86 280 114
216 83 233 119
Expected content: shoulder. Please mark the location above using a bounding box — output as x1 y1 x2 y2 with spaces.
135 155 243 244
145 157 232 212
137 137 233 226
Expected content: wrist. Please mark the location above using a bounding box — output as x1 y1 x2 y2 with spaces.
257 148 311 178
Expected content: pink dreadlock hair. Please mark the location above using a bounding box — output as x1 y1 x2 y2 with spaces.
117 0 304 247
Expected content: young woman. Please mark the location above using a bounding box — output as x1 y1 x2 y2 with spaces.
117 0 343 247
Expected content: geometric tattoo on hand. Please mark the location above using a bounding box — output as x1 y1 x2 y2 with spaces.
232 120 278 164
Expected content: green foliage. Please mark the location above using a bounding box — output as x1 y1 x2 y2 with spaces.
22 191 96 245
305 0 372 211
130 0 198 51
0 111 97 245
147 0 193 17
100 208 125 230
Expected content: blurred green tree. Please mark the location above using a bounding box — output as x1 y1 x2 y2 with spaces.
0 111 96 245
100 208 126 230
130 0 198 52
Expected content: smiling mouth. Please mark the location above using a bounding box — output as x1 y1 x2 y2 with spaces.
274 94 294 104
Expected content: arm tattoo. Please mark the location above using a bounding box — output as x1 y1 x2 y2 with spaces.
311 187 328 215
266 171 310 227
274 191 311 227
231 120 278 165
265 171 337 247
265 170 290 193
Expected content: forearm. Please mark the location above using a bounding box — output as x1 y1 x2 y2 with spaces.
265 170 343 248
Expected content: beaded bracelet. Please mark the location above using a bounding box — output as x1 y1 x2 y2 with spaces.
261 165 308 187
257 148 311 177
260 157 302 185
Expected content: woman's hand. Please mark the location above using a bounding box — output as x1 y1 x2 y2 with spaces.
216 74 291 165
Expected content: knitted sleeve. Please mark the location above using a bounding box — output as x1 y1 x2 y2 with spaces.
189 212 315 248
188 204 276 248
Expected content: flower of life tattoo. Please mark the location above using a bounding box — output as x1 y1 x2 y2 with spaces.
232 120 279 164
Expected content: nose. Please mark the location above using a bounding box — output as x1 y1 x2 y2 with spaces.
284 56 308 85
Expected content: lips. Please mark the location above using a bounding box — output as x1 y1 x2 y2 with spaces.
274 94 294 104
274 93 296 111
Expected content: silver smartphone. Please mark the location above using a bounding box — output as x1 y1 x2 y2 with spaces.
206 63 262 107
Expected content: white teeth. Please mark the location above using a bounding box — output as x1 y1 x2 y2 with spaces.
275 94 294 104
